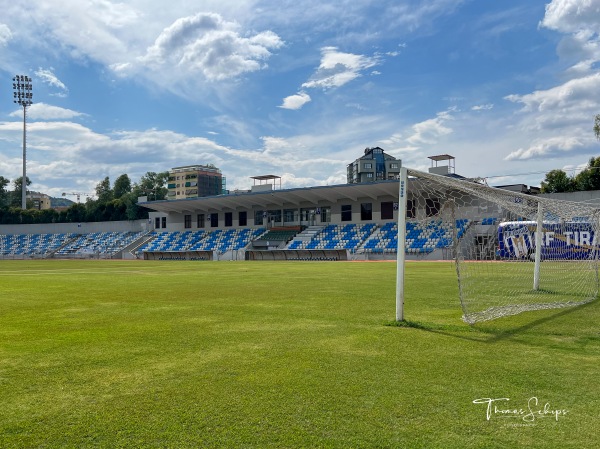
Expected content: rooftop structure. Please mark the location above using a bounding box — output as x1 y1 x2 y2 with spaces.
250 175 282 192
427 154 455 175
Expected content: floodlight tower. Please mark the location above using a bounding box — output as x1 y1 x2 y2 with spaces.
12 75 33 210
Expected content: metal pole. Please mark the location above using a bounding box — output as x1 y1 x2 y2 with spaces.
533 201 543 290
396 167 408 321
21 105 27 209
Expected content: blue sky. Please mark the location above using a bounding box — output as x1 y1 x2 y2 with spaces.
1 0 600 199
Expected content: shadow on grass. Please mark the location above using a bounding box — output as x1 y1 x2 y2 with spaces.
385 300 598 344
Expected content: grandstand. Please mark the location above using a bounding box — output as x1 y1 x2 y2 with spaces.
0 218 493 261
0 173 587 261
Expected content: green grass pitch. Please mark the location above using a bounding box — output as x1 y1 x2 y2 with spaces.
0 260 598 448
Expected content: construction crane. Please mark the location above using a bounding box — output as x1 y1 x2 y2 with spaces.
62 192 91 203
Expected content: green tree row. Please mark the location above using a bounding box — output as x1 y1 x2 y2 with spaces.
540 157 600 193
0 172 168 225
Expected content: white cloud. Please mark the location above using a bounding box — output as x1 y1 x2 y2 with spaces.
496 2 600 166
0 114 351 193
117 12 283 82
505 73 600 130
386 0 467 32
0 23 11 46
505 135 588 160
280 172 345 188
471 104 494 111
378 133 403 147
301 47 380 90
501 73 600 164
279 92 311 110
406 110 455 145
35 68 69 97
541 0 600 33
9 103 84 121
541 1 600 77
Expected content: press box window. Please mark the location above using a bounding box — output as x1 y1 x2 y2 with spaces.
361 203 372 221
255 210 264 225
381 201 394 220
341 204 352 222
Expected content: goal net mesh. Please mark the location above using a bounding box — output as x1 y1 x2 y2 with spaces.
405 168 600 324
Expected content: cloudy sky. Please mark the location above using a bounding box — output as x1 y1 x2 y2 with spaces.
1 0 600 199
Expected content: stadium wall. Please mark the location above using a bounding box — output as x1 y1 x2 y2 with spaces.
540 190 600 204
143 250 213 261
246 249 348 261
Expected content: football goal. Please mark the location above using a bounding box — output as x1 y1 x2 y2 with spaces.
396 167 600 324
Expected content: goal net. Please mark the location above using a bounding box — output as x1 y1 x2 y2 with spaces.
397 168 600 324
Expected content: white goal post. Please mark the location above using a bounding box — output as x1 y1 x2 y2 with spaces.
396 167 600 324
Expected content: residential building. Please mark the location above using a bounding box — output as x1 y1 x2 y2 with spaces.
347 147 401 183
27 191 52 210
167 165 226 200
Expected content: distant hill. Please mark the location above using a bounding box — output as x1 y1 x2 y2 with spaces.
51 197 75 207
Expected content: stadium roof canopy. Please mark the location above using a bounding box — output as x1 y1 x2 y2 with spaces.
140 180 400 214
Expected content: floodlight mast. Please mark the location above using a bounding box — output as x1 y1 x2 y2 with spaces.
12 75 33 210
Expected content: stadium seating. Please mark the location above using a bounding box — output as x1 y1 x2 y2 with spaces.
137 228 266 255
136 230 207 254
361 222 398 253
0 219 473 259
481 217 498 226
286 223 376 252
56 231 146 257
360 219 471 254
0 233 76 256
189 228 265 253
256 229 299 242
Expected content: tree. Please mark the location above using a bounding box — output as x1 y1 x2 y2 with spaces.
113 174 132 199
574 156 600 191
136 171 169 200
64 203 87 223
0 176 9 208
540 169 575 193
594 114 600 140
95 176 113 204
10 176 31 207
